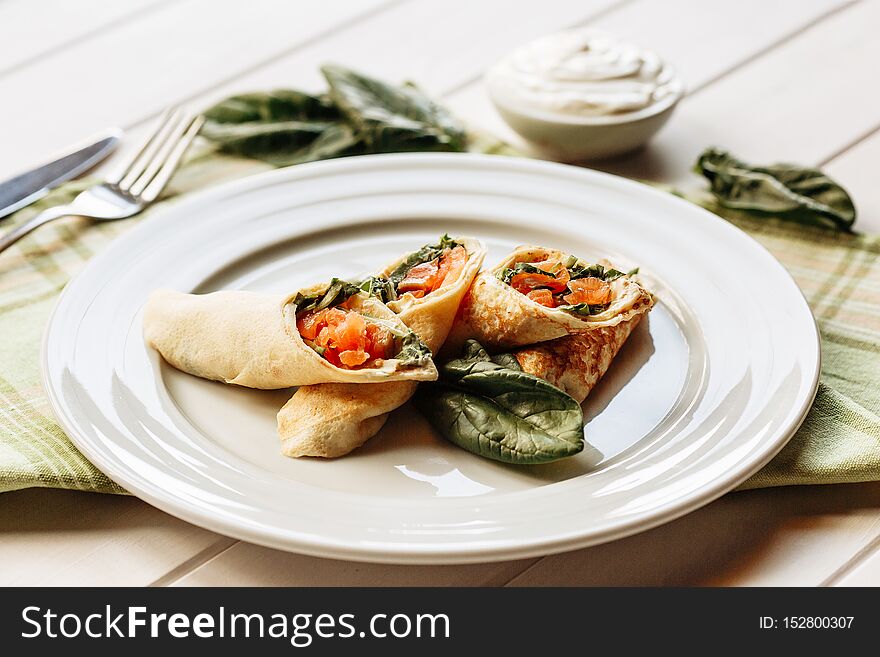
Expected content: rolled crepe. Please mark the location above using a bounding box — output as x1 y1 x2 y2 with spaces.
444 246 653 352
512 314 644 403
278 236 487 458
143 283 437 389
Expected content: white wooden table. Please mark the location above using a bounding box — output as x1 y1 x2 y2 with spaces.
2 0 880 587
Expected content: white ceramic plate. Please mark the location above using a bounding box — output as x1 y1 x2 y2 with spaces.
43 153 819 564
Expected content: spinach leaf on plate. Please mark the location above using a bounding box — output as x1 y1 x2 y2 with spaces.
414 340 585 465
695 147 856 232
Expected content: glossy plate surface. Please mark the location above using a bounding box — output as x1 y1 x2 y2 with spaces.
43 154 820 563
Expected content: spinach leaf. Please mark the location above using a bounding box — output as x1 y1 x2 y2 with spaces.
415 341 584 464
200 91 363 166
487 351 523 371
395 331 433 367
291 278 362 316
322 65 467 153
200 67 470 167
500 259 625 285
695 147 856 232
203 90 340 123
568 263 605 280
357 275 397 303
557 302 610 316
567 261 626 281
497 262 557 284
386 234 459 289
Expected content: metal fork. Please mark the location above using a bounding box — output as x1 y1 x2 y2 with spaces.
0 108 204 254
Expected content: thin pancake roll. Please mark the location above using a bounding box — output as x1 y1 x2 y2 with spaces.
445 246 653 352
143 279 437 389
512 315 645 403
277 235 487 458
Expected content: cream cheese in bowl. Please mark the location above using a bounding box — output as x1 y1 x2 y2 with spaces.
486 29 684 159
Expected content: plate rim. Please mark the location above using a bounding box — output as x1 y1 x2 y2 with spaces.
41 152 821 564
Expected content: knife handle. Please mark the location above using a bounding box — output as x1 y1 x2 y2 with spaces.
0 205 73 255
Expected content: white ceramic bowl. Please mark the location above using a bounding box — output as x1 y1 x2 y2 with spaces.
487 74 684 161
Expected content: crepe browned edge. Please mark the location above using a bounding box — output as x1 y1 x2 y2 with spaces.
277 236 488 458
443 246 654 354
512 313 644 403
143 285 436 390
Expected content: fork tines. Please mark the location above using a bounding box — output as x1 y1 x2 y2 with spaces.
110 108 204 201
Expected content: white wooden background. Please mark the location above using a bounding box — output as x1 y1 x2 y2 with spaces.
2 0 880 586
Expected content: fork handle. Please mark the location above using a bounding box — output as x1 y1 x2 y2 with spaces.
0 205 74 255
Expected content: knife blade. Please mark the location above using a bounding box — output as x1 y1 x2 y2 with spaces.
0 130 122 221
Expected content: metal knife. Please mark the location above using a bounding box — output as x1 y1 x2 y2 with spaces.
0 130 123 221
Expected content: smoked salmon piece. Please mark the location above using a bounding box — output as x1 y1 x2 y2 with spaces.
564 277 612 305
526 288 557 307
398 260 440 294
296 305 393 369
398 245 467 296
511 259 570 295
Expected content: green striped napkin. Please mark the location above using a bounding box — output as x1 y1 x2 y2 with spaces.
0 140 877 495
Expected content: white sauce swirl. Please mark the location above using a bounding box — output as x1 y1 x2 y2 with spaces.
487 29 683 118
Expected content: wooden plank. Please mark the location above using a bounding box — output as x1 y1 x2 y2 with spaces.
590 0 880 185
576 0 849 94
88 0 626 183
174 543 537 587
0 0 169 77
824 129 880 233
2 0 875 588
830 538 880 586
197 0 624 102
0 0 395 179
442 0 880 587
93 0 626 177
444 0 853 161
0 488 232 586
505 483 880 586
0 0 625 588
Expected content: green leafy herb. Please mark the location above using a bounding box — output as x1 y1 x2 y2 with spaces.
557 302 610 316
200 67 469 167
357 275 397 303
500 259 627 285
199 91 363 167
567 262 626 281
497 262 557 284
414 340 585 465
395 331 433 367
497 257 630 316
203 90 340 124
322 65 467 153
291 278 362 316
694 147 856 232
386 234 459 289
